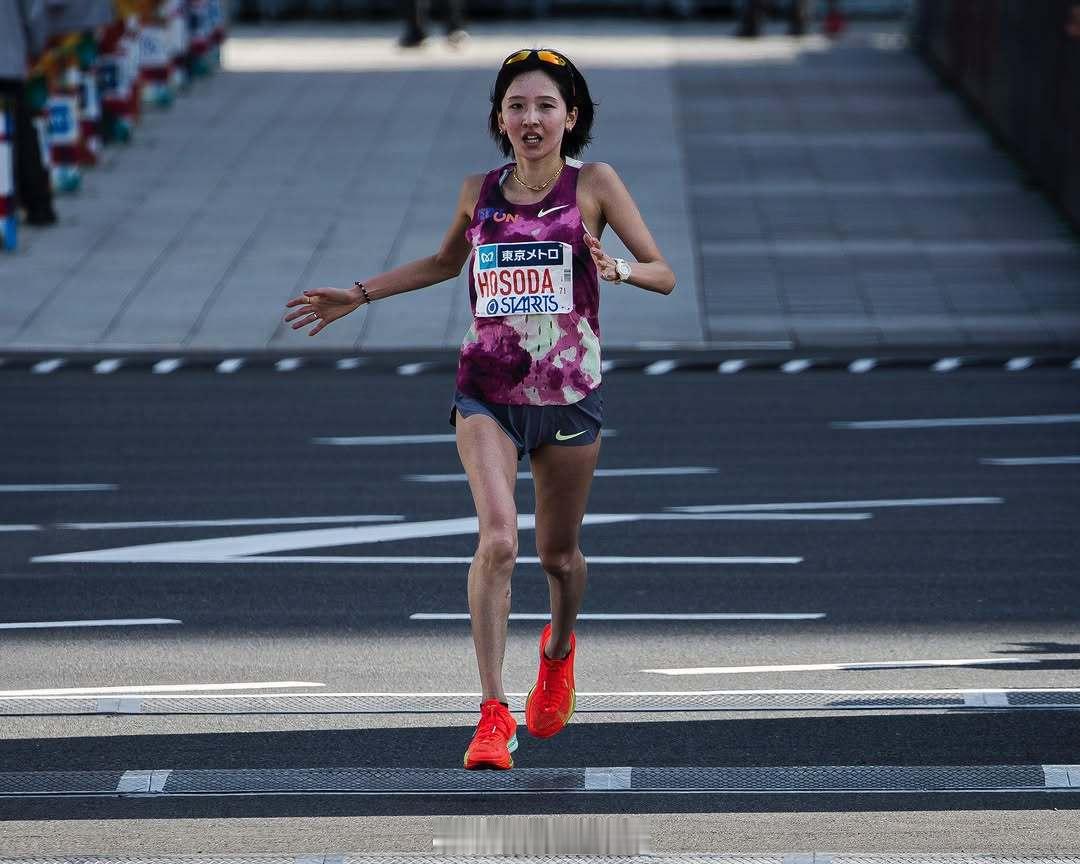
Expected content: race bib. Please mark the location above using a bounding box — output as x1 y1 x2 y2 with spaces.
473 241 573 317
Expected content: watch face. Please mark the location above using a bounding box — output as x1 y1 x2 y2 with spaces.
616 260 631 280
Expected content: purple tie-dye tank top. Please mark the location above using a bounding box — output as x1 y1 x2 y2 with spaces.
456 158 601 406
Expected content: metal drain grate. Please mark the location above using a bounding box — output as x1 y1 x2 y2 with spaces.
1 763 1075 798
1 690 1077 717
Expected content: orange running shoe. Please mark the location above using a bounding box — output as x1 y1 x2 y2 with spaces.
463 698 518 770
525 622 576 739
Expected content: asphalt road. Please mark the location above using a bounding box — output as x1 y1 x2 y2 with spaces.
1 362 1078 855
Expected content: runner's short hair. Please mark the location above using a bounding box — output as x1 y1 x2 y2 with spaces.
488 49 596 158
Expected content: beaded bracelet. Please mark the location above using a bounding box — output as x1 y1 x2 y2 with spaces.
354 281 372 304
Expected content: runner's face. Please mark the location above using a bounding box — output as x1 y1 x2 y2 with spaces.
498 70 577 162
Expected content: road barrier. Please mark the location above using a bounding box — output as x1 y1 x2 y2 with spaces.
0 100 17 252
911 0 1080 232
2 1 228 250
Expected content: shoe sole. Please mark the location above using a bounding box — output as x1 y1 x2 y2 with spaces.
525 685 576 739
463 733 518 770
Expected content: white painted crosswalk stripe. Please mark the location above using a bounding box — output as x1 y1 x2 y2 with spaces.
718 359 746 374
1006 356 1033 371
848 358 876 373
932 357 962 372
275 357 303 372
335 357 364 370
782 359 811 374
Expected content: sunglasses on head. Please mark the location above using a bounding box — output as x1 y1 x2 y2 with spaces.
503 48 569 68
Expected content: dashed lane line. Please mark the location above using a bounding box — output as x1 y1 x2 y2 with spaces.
0 484 117 493
0 618 180 630
671 496 1002 513
642 658 1034 676
980 456 1080 466
835 413 1080 429
410 612 825 622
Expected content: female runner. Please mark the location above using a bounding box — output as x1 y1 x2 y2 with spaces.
284 48 675 769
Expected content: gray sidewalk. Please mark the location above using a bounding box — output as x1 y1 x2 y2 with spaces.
2 19 1078 353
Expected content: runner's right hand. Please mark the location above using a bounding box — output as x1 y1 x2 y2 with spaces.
284 287 361 336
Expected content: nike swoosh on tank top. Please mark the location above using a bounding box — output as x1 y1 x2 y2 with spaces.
457 158 602 406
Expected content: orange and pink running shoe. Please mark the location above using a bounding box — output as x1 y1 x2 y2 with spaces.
525 622 576 739
463 698 518 770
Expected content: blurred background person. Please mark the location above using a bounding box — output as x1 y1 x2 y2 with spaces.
0 0 56 225
400 0 468 48
737 0 818 38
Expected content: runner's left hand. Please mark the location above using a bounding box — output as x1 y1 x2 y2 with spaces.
584 230 620 282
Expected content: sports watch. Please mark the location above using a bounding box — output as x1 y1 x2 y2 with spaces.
614 258 632 283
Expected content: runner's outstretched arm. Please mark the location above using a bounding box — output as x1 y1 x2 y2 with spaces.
581 162 675 296
283 174 483 335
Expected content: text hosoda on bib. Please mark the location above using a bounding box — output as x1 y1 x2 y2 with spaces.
457 158 601 406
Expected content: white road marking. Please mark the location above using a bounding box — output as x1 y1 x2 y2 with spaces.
93 358 124 374
412 612 824 621
315 430 619 446
672 496 1002 513
316 433 459 445
336 357 365 370
648 513 871 521
781 359 811 374
33 511 799 565
718 359 746 374
1006 357 1033 371
834 413 1080 430
0 483 117 493
1072 357 1080 370
601 359 618 373
643 657 1034 675
16 687 1069 700
981 456 1080 466
848 358 876 374
152 358 183 374
0 681 325 697
644 359 678 375
60 514 404 530
0 618 180 630
216 358 244 374
275 357 302 372
932 357 962 372
163 555 802 565
405 467 718 483
0 525 41 532
31 358 65 374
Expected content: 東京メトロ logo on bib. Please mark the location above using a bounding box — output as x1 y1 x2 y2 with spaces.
473 242 573 316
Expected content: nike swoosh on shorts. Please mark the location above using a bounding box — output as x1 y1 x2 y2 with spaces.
555 429 588 441
537 205 570 218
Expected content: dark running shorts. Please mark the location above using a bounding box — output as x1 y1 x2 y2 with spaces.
449 387 603 461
